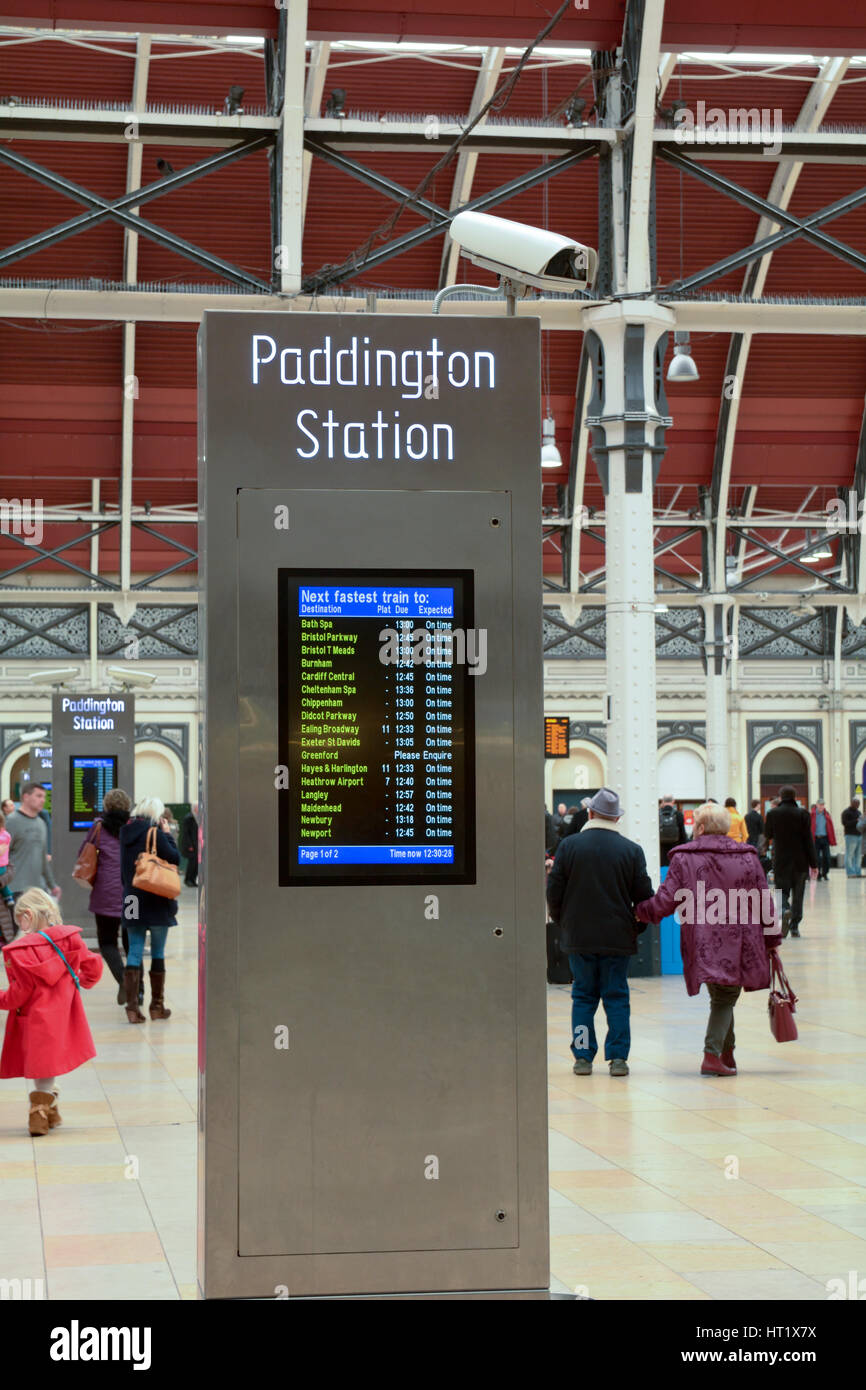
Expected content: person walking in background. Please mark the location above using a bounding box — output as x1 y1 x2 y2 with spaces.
119 797 180 1024
0 810 15 907
546 787 652 1078
724 797 748 843
636 802 781 1076
841 797 862 877
79 788 132 1006
545 806 555 855
744 798 764 848
6 784 59 910
0 810 16 946
0 888 103 1135
659 793 687 867
858 806 866 877
810 799 836 881
560 798 590 842
1 798 15 818
765 786 817 938
181 804 199 887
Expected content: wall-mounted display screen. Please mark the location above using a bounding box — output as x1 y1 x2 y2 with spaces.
278 570 476 885
544 716 570 758
69 755 118 831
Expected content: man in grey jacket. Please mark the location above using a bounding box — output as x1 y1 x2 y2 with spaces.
7 784 59 917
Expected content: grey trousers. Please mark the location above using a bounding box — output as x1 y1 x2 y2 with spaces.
705 983 741 1056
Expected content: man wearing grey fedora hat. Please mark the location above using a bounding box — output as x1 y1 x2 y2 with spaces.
546 787 653 1077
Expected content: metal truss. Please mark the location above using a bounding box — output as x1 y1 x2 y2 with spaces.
542 602 706 659
736 606 836 659
0 604 87 658
97 603 197 657
658 148 866 292
653 129 866 163
725 520 850 594
569 512 710 595
542 514 572 594
0 507 198 596
0 139 274 289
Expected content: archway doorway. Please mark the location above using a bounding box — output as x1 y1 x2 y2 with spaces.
134 748 180 805
550 745 605 812
657 745 706 802
759 746 808 811
6 752 30 802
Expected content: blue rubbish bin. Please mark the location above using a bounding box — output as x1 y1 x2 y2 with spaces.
658 865 683 976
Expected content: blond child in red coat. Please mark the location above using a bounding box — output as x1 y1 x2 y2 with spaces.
0 888 103 1135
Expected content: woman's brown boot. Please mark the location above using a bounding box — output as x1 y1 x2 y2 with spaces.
28 1091 56 1136
149 967 171 1020
123 967 145 1023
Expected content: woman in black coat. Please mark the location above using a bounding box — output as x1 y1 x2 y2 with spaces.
119 796 180 1024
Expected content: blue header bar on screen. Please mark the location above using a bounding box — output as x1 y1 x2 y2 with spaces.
298 587 455 619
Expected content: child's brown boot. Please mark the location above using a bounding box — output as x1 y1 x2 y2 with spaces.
47 1089 62 1129
28 1091 56 1136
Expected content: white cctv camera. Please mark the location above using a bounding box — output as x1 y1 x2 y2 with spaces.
26 667 78 687
448 210 598 293
106 664 157 689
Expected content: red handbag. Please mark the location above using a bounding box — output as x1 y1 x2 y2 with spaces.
768 950 798 1043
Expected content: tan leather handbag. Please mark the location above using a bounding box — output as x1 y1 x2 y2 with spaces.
132 826 181 900
72 821 100 887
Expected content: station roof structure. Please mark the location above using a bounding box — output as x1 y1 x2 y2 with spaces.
0 0 865 610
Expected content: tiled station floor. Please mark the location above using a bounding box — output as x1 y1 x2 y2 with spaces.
0 877 864 1300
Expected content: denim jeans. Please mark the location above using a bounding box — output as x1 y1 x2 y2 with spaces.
568 953 631 1061
125 924 169 968
844 835 862 876
815 836 830 877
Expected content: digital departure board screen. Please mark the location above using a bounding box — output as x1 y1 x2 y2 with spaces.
69 755 117 830
279 570 476 885
544 716 570 759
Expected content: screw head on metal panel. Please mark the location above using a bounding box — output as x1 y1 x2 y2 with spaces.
495 1209 507 1222
490 517 501 527
493 926 504 937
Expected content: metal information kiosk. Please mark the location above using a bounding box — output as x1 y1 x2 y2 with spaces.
51 692 135 937
198 312 548 1299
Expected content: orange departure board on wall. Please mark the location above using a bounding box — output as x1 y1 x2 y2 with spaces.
544 716 570 758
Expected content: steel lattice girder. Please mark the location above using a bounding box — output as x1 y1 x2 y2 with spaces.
737 608 830 658
0 138 274 290
99 603 197 657
301 143 599 293
658 148 866 291
726 527 849 592
0 604 87 657
542 520 570 593
303 137 451 222
0 520 121 589
0 518 198 591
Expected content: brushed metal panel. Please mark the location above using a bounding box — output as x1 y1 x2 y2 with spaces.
236 489 517 1254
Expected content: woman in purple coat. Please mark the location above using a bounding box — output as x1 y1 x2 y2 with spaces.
636 801 783 1076
79 788 132 1005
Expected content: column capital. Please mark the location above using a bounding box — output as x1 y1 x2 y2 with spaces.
581 300 677 339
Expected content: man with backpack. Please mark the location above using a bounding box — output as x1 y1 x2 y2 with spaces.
658 794 687 867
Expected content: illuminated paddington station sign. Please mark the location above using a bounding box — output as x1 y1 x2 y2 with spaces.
251 333 498 461
58 695 128 732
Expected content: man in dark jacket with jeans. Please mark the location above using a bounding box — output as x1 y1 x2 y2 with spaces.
764 785 817 938
546 787 653 1078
